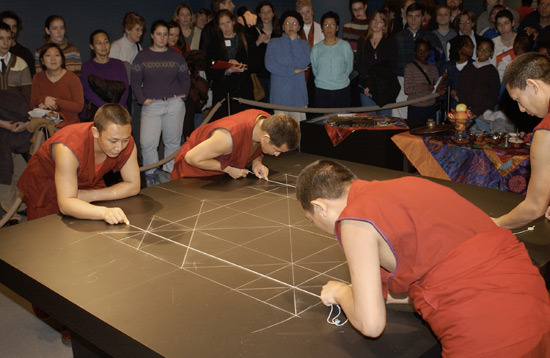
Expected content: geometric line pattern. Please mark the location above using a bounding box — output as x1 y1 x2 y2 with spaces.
99 173 350 331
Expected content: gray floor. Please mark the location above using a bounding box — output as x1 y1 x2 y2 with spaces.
0 284 73 357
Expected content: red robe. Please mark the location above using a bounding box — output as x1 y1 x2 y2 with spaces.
336 178 550 357
535 111 550 131
17 122 134 220
171 109 268 179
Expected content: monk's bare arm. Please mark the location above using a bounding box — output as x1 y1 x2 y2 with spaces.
77 144 140 203
184 129 248 179
494 130 550 228
320 220 387 338
53 144 129 224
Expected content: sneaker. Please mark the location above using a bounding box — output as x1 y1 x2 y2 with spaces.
154 169 172 184
145 174 160 187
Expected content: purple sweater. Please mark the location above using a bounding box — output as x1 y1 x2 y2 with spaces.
130 48 190 104
80 58 129 109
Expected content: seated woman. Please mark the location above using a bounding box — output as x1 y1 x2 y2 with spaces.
30 43 84 128
356 9 399 115
310 11 354 108
80 30 129 122
265 10 310 121
204 9 255 121
34 15 82 76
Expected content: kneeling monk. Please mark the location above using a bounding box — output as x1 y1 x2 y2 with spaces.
296 160 550 357
18 103 140 224
171 109 300 179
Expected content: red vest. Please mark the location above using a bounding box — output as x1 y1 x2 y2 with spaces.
336 178 550 356
171 109 268 179
17 122 134 220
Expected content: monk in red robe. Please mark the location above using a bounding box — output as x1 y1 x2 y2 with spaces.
296 160 550 357
496 52 550 228
17 103 140 224
171 109 300 180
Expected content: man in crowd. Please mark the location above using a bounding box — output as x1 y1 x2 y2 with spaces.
0 10 35 77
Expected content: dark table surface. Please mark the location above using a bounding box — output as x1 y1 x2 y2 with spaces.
1 152 548 357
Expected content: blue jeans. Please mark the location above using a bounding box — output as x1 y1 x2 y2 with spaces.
359 93 392 116
140 98 185 174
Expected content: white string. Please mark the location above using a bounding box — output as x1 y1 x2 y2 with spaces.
512 225 535 236
248 170 297 188
326 304 348 327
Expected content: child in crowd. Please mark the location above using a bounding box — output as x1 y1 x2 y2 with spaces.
441 35 474 110
457 38 500 119
404 37 446 123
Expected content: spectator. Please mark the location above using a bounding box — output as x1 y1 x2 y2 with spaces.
34 15 81 76
265 10 310 121
479 4 506 39
383 0 406 36
0 22 31 100
342 0 370 53
310 11 354 108
110 12 145 66
80 30 129 122
131 20 190 186
0 11 35 77
296 0 324 46
492 9 517 80
477 1 520 34
191 9 210 50
31 43 84 128
173 3 197 51
404 37 446 123
421 1 438 31
518 0 550 41
394 2 443 119
441 35 474 110
168 20 187 55
457 38 500 119
433 6 457 61
448 10 484 61
248 1 280 102
446 0 462 23
356 9 399 115
516 0 535 23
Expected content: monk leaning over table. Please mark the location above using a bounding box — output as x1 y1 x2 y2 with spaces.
296 159 550 357
170 109 300 180
17 103 140 224
493 52 550 229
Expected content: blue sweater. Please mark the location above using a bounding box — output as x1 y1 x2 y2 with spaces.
265 34 310 107
310 39 353 90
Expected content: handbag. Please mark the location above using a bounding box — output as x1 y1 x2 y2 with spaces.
239 32 265 101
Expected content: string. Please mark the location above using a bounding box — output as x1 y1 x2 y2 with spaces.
247 170 297 188
512 225 535 236
326 304 348 327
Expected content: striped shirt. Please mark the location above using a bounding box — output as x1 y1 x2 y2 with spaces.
404 61 438 107
35 39 82 76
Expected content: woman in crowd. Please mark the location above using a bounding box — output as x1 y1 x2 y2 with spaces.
310 11 353 108
191 9 210 50
249 1 280 102
448 10 483 61
34 15 81 76
31 44 84 128
204 10 255 120
80 30 129 122
173 3 198 51
356 9 398 115
441 35 474 110
168 20 187 55
131 20 190 187
265 10 310 121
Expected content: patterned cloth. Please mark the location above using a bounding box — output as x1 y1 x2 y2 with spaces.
422 136 530 194
323 114 408 146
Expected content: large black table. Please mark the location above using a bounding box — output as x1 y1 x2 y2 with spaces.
1 152 549 357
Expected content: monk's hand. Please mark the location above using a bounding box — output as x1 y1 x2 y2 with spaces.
102 207 130 225
320 281 350 306
224 166 248 179
252 162 268 180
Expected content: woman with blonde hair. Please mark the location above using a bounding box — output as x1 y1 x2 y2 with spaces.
356 9 399 115
173 3 201 50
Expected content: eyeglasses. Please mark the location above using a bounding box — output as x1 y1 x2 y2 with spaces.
284 22 299 27
459 20 472 25
323 23 336 28
93 41 109 45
